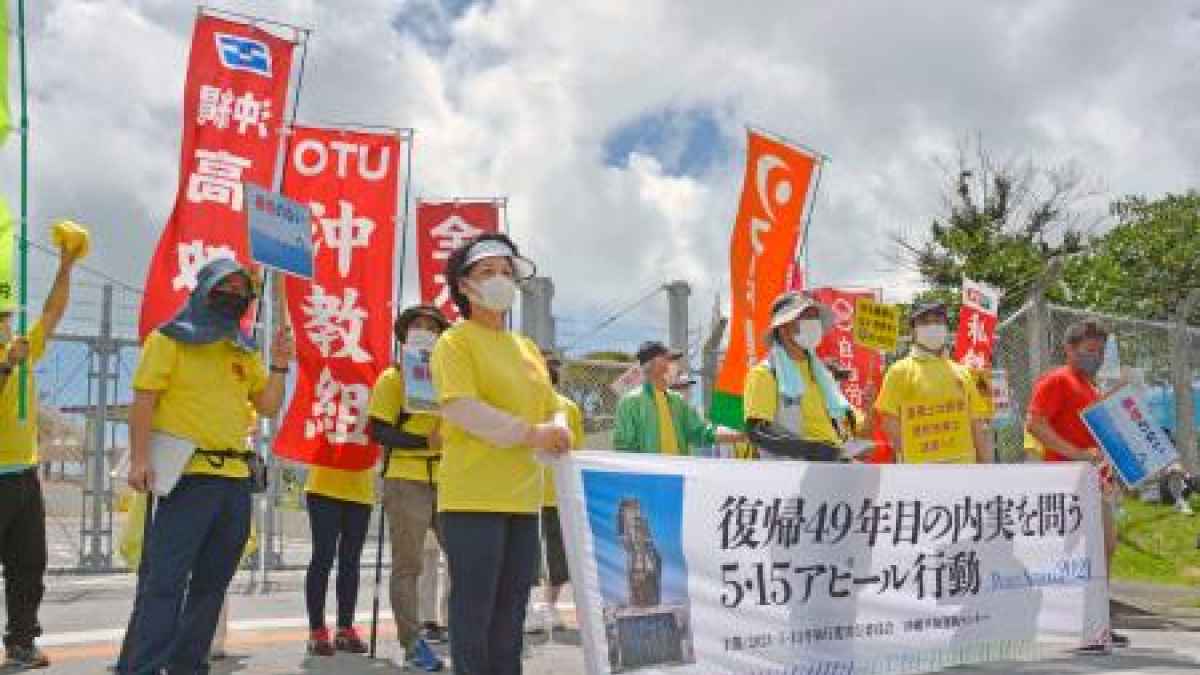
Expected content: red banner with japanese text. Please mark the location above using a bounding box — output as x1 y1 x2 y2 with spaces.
138 14 295 339
812 287 885 412
273 126 401 470
711 130 821 428
415 201 501 321
954 278 1001 369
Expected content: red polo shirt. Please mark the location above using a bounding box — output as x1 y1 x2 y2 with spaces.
1028 365 1100 462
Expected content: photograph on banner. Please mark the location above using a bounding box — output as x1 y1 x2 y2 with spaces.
1081 384 1180 489
245 183 313 278
581 470 695 672
554 452 1109 675
851 297 900 352
401 345 437 413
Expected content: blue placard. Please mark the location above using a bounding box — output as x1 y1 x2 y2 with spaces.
246 183 313 279
402 346 438 413
1080 385 1180 489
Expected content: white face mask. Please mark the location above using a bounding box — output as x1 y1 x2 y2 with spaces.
469 276 518 312
405 329 438 351
914 323 948 351
792 319 824 350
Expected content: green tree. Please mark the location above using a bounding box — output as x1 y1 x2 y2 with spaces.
1064 191 1200 321
894 141 1101 316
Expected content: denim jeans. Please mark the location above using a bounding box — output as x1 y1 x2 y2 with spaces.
125 476 251 675
441 512 539 675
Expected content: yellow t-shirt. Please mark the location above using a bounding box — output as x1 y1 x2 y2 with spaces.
742 359 842 447
305 465 376 506
368 365 440 484
653 387 681 455
543 393 584 507
132 331 268 479
0 321 47 466
431 320 559 514
874 353 989 464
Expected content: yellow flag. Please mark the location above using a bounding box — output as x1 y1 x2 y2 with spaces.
0 0 10 146
0 198 12 312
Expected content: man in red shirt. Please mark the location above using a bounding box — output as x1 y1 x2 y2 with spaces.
1026 319 1126 652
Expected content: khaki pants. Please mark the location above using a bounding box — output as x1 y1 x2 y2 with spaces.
418 535 448 626
382 478 440 647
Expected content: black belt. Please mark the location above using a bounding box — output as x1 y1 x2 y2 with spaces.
193 448 249 470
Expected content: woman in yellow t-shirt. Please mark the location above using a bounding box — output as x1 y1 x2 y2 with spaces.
432 234 572 673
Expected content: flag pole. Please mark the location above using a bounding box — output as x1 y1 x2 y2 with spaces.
800 157 826 284
369 128 412 660
16 0 28 419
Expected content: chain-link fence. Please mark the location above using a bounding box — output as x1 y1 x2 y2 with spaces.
560 358 636 450
994 302 1200 466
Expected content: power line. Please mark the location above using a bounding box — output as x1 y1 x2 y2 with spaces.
564 284 664 353
23 238 145 296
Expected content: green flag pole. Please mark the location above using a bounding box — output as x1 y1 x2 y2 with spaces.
16 0 28 419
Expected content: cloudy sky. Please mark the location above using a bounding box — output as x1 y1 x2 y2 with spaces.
6 0 1200 359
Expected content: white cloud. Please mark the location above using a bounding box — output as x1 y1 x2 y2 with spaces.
7 0 1199 352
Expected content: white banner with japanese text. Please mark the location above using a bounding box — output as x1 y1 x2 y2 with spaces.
274 126 402 470
553 452 1109 675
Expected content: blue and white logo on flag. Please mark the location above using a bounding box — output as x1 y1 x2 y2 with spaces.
215 33 272 76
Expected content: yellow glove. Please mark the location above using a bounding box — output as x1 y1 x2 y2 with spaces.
51 220 91 260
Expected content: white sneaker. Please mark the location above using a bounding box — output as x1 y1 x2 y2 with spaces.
523 604 550 634
1177 500 1195 515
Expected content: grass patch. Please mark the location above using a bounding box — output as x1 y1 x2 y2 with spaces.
1111 496 1200 585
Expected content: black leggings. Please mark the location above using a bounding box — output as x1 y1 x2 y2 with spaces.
305 493 371 630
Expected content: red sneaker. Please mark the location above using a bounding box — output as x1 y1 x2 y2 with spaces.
335 626 369 654
307 627 335 656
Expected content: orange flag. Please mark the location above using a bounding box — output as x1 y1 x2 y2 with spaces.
711 129 821 428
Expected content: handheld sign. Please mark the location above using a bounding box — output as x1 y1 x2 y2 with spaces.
402 346 438 414
851 298 900 352
1081 384 1180 489
246 183 313 279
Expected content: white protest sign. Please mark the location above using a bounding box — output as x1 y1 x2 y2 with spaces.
1081 384 1180 489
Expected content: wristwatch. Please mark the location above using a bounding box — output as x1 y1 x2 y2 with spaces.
0 364 12 376
270 364 290 374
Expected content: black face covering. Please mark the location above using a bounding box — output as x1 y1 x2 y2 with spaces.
209 291 252 321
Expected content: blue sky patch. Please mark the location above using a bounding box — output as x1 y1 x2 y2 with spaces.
603 106 728 177
391 0 492 54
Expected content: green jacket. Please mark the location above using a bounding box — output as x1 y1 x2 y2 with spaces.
612 383 716 455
